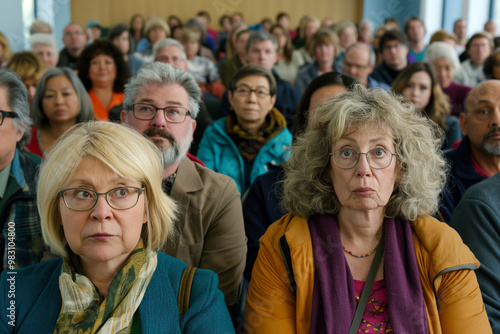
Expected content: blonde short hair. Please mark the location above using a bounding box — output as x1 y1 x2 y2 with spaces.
282 85 447 221
38 121 176 257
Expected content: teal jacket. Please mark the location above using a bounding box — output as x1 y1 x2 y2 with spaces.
0 252 235 333
197 117 292 194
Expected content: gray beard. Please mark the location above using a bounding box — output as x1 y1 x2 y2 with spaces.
160 134 192 166
482 128 500 155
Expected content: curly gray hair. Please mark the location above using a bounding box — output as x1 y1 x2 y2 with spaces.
282 85 447 221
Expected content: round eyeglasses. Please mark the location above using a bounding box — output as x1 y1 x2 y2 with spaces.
129 103 191 123
330 148 397 169
59 186 145 211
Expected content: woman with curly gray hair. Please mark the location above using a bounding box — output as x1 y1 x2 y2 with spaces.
244 85 492 334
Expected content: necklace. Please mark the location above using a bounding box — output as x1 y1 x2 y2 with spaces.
342 243 379 258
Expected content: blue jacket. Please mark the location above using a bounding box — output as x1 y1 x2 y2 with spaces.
294 61 318 94
439 136 487 223
0 252 234 333
197 117 292 195
367 75 391 91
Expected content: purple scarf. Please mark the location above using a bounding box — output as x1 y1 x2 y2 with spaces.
308 214 428 334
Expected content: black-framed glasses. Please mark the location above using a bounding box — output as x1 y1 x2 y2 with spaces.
0 110 18 126
234 85 271 99
59 186 145 211
129 103 191 123
330 148 397 169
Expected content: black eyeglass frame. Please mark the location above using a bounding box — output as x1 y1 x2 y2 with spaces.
0 110 18 126
128 103 191 123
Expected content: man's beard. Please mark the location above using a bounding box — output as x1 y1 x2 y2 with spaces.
143 128 192 166
482 127 500 155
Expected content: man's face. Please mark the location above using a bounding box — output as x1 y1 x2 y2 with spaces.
461 81 500 157
62 24 86 55
155 45 187 70
468 37 491 66
0 86 24 171
343 47 374 86
406 20 425 43
381 39 408 70
121 83 196 166
247 40 277 71
454 20 467 39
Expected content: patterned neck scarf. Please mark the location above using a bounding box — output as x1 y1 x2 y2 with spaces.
226 107 287 162
54 240 157 334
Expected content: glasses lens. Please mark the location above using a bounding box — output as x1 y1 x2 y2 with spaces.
367 148 392 168
134 104 156 119
164 107 186 123
63 189 96 211
107 187 140 209
333 148 358 168
0 112 3 126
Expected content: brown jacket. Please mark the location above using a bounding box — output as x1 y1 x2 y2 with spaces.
245 214 491 333
162 157 247 308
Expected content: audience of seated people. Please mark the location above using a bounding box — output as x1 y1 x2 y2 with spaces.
2 10 500 332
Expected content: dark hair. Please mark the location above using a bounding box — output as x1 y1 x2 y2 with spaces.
197 11 211 22
219 15 231 27
404 16 425 35
392 62 450 130
276 12 290 22
167 15 183 29
292 71 358 136
270 23 293 63
129 14 144 39
108 24 133 54
77 39 130 93
229 64 277 97
379 30 407 50
483 49 500 79
465 32 493 52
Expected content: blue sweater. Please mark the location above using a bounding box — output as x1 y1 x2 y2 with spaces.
0 252 234 333
197 117 292 194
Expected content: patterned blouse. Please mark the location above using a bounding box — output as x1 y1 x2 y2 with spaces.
354 279 393 333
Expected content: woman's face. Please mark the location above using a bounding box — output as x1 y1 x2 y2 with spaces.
23 78 38 107
42 75 80 125
305 21 318 40
433 58 454 89
89 54 117 88
132 16 144 33
228 75 276 129
148 27 167 44
271 27 287 49
340 27 356 49
401 71 432 110
329 127 399 215
112 31 130 55
60 156 146 271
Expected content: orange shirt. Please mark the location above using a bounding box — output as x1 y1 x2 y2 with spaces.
88 89 124 121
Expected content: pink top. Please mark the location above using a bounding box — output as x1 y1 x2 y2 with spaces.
354 279 393 333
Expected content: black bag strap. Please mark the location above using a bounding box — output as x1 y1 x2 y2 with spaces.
178 266 198 320
348 231 385 334
279 234 297 296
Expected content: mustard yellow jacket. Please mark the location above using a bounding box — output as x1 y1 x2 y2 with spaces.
244 214 492 334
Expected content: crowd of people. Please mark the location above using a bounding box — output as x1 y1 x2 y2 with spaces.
0 9 499 333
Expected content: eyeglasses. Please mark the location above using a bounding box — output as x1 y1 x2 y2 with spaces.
383 43 404 51
129 103 191 123
234 85 271 99
330 148 397 169
0 110 18 126
59 186 145 211
344 61 369 71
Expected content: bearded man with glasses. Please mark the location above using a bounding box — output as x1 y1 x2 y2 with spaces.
120 62 246 314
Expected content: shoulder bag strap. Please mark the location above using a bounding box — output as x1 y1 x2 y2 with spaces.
348 231 385 334
178 266 198 320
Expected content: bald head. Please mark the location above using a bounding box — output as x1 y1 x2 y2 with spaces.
465 80 500 114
